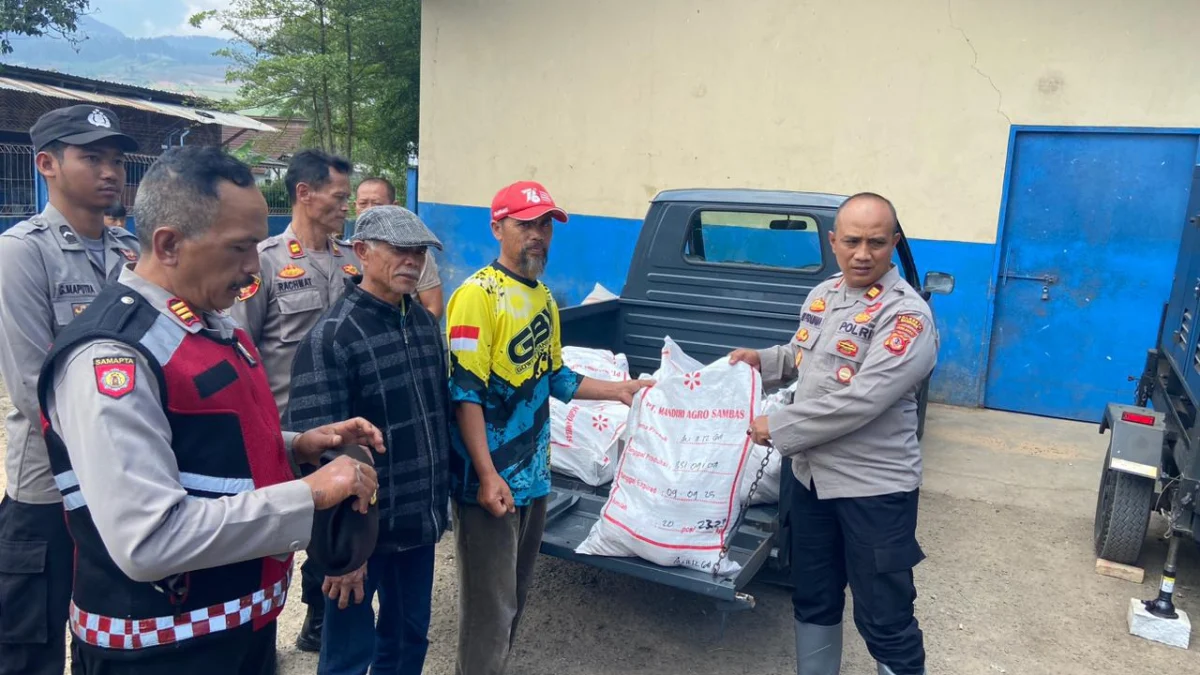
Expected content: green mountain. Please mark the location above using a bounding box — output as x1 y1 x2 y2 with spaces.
2 16 240 100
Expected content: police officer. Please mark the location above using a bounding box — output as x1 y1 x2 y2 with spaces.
228 148 363 651
730 193 937 675
0 104 141 675
38 145 384 674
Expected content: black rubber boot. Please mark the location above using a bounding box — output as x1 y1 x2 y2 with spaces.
877 665 926 675
295 604 324 653
795 620 842 674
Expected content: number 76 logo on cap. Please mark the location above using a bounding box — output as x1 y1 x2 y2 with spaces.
521 188 542 204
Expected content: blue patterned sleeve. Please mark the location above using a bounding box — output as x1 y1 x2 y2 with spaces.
550 367 583 403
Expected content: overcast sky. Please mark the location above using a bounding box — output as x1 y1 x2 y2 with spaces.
87 0 232 38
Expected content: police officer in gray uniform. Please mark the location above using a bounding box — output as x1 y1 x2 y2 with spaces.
730 193 937 675
228 148 363 651
0 104 141 675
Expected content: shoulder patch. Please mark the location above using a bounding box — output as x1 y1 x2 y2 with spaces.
883 313 925 356
93 356 136 399
237 275 261 302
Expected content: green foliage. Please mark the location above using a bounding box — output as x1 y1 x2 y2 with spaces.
191 0 420 176
1 0 91 54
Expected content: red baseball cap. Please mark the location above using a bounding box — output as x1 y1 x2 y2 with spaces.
491 181 569 223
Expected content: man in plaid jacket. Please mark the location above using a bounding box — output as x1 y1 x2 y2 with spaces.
286 205 451 675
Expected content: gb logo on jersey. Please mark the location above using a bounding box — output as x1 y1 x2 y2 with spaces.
87 109 112 128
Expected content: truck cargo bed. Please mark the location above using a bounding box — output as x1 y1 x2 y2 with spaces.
540 474 781 607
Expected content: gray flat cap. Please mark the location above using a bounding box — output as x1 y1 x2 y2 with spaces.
350 205 443 251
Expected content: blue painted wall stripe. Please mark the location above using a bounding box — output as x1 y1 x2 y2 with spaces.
418 200 991 407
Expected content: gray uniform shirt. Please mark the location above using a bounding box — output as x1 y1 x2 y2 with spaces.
228 224 363 419
0 204 140 503
757 266 938 500
417 253 441 293
44 267 314 583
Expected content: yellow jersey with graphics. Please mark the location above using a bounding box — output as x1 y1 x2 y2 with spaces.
446 262 582 505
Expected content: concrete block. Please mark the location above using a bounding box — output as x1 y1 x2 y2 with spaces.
1127 598 1191 650
1096 558 1145 584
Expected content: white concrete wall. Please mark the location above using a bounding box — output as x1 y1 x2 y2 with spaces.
419 0 1200 243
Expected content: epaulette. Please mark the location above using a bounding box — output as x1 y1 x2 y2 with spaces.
0 215 48 239
257 234 283 253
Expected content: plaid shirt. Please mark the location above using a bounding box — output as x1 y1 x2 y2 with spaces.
285 278 450 551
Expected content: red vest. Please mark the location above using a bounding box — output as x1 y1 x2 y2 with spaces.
38 283 296 654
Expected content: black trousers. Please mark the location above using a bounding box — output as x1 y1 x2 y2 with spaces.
71 621 276 675
0 494 74 675
789 475 926 675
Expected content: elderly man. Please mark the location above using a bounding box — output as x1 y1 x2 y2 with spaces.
354 177 445 319
446 181 651 675
729 192 937 675
37 146 384 674
287 205 451 675
0 104 141 675
230 148 365 649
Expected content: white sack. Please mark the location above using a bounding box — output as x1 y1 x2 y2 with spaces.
550 399 627 486
582 283 619 305
561 347 630 383
549 347 632 486
575 337 760 577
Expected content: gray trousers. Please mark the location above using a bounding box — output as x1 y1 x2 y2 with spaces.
453 497 547 675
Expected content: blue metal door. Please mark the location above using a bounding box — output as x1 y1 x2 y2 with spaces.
985 130 1198 422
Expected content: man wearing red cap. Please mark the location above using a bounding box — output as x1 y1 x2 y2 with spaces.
445 181 650 674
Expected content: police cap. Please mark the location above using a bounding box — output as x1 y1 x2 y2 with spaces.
30 104 139 153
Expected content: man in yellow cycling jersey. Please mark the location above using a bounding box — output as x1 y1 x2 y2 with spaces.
445 181 649 675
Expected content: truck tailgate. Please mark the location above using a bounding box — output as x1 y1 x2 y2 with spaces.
539 475 780 604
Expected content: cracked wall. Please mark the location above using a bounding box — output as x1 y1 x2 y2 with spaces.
416 0 1200 407
420 0 1200 245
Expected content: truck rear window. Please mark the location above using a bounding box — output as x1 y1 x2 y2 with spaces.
684 210 824 271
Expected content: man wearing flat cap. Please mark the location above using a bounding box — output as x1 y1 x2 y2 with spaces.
286 205 453 675
0 104 141 675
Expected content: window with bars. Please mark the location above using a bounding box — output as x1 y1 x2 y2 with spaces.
0 144 36 217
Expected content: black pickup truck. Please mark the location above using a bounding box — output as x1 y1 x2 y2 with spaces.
540 188 954 621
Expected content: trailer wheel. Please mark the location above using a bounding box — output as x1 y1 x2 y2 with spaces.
1093 446 1155 565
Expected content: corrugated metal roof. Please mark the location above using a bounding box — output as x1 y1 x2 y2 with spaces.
0 77 277 132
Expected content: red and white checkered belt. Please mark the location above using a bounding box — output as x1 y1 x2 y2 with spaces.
69 571 290 650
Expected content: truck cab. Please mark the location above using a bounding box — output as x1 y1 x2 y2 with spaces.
541 189 954 615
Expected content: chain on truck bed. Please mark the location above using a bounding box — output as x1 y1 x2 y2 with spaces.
713 444 775 577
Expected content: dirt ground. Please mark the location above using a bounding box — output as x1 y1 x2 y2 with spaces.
2 384 1197 674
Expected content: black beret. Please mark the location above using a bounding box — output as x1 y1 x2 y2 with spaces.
308 444 379 576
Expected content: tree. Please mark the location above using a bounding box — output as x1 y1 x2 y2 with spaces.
191 0 421 178
0 0 90 54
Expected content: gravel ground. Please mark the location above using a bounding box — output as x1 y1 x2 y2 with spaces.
1 384 1197 674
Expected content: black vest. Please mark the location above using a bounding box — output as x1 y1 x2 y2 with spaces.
37 282 295 654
